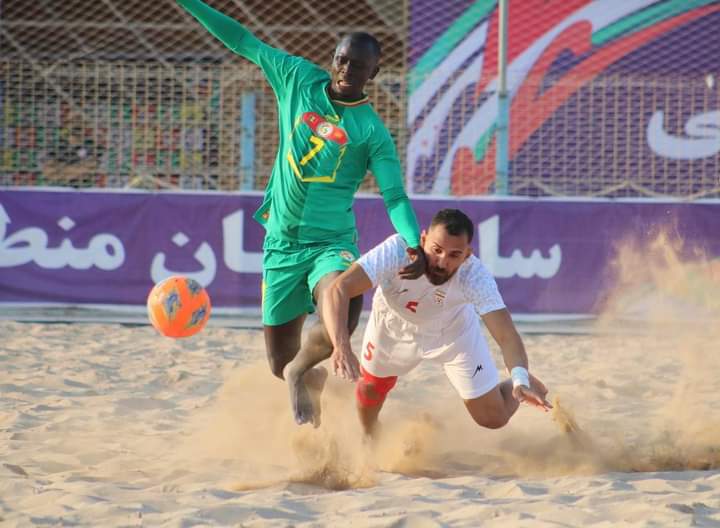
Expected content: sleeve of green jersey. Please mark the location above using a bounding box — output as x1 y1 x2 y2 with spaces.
176 0 304 95
369 126 421 248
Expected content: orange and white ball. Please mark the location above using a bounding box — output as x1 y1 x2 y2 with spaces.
147 276 211 338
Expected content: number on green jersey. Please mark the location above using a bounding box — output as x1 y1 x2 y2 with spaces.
287 112 349 183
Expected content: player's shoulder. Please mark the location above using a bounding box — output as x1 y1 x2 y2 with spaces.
358 234 408 281
458 254 495 283
281 54 328 83
300 56 328 76
307 59 330 77
388 233 408 247
350 102 386 128
462 253 493 273
367 107 390 130
361 100 382 116
373 233 407 252
360 234 406 262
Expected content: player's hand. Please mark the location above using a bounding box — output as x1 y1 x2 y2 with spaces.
399 245 427 280
330 345 361 381
513 384 553 412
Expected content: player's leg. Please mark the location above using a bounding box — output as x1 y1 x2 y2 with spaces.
263 316 305 379
261 243 315 379
463 381 518 429
441 320 515 429
263 255 335 426
297 270 364 371
356 366 397 437
291 271 364 376
284 270 363 426
284 244 362 426
463 373 549 428
355 305 417 438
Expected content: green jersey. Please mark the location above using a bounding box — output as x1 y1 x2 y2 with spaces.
178 0 420 247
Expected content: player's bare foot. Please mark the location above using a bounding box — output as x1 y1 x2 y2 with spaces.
285 365 312 426
285 365 327 427
304 366 328 428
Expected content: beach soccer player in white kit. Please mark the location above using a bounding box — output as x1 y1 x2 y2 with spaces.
323 208 551 436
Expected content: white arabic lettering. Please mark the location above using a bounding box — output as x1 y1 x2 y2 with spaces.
479 215 561 279
0 205 125 270
647 110 720 160
150 232 217 287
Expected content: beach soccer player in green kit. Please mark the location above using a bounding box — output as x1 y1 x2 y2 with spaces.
177 0 426 426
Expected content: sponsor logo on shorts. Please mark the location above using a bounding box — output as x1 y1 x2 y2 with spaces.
339 250 355 262
472 365 483 377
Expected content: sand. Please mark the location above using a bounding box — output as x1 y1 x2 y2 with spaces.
2 233 720 527
1 318 719 527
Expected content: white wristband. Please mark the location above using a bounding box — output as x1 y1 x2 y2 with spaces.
511 366 529 389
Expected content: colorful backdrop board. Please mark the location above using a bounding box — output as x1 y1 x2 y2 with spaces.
2 190 719 317
408 0 720 196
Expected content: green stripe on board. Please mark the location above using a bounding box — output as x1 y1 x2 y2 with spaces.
591 0 717 45
409 0 496 94
474 124 496 161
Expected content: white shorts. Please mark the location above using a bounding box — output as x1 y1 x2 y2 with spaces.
360 304 500 400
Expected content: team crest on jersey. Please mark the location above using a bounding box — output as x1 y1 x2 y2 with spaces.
317 123 333 137
339 250 355 263
433 289 446 305
302 112 348 145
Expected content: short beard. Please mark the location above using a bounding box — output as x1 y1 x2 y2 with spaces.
426 269 449 285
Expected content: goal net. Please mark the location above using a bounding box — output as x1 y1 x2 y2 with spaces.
1 0 406 192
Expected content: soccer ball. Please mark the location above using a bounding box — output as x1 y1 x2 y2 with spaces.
147 276 211 338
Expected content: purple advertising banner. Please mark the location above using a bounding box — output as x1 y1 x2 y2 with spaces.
1 189 720 315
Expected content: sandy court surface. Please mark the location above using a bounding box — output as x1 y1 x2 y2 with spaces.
1 315 719 527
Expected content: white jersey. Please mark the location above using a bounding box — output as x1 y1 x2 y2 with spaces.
357 234 506 337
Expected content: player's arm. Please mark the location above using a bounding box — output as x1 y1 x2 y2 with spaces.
482 308 528 373
322 263 373 380
177 0 263 60
176 0 297 88
324 235 406 380
369 128 427 280
482 309 551 411
463 261 551 410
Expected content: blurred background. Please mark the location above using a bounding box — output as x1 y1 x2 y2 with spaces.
2 0 718 197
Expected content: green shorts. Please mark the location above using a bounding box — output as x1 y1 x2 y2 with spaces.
261 235 360 326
